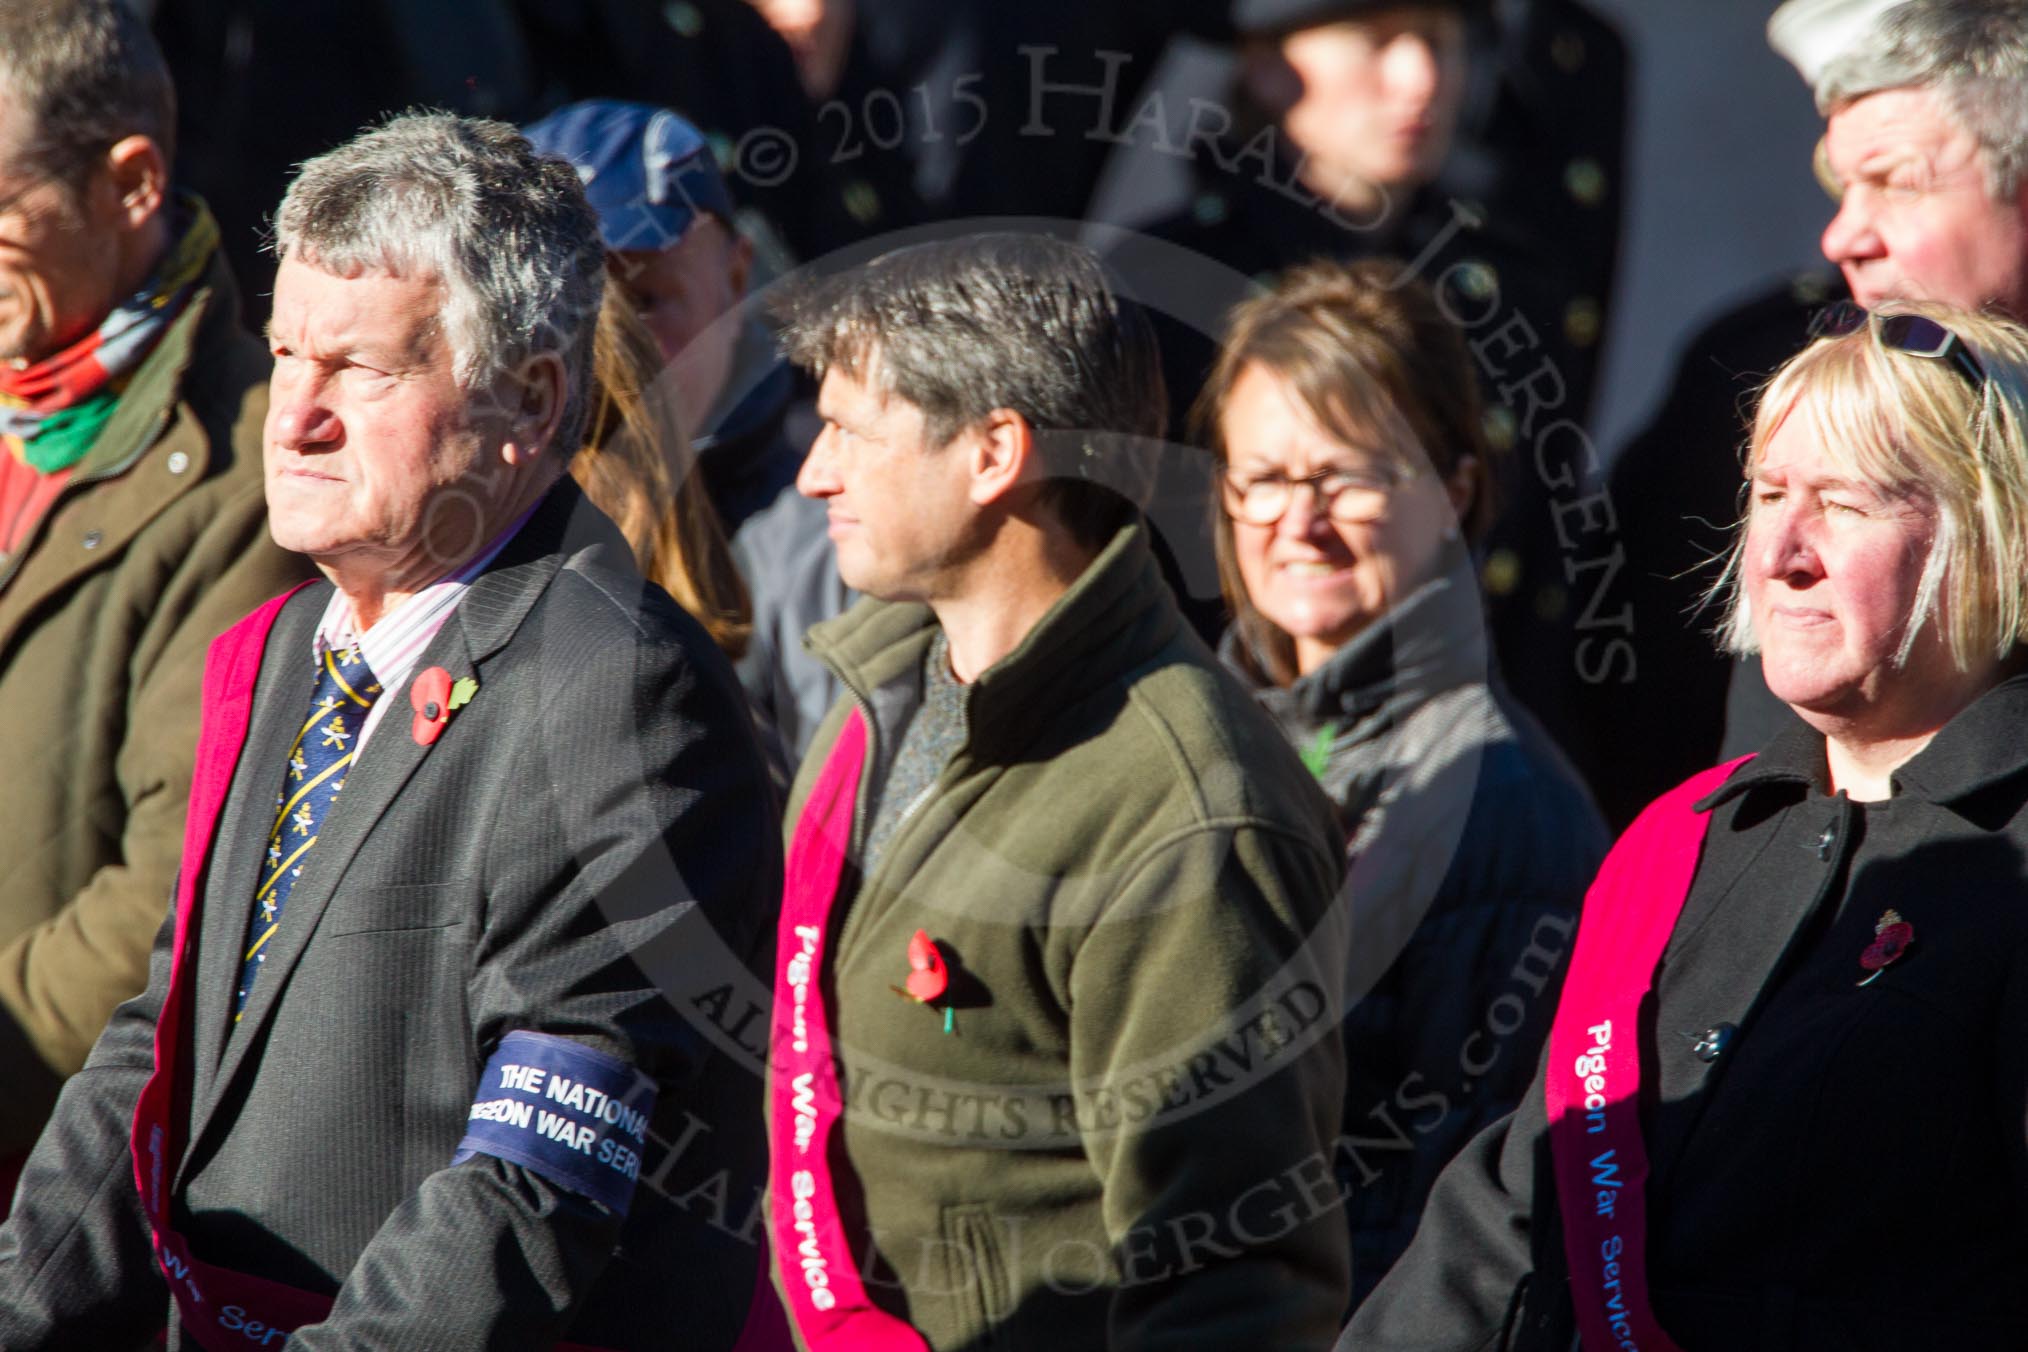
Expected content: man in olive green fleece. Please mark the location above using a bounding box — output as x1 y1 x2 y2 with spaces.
0 1 307 1158
762 233 1351 1350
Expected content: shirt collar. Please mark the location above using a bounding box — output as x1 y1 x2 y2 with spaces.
312 501 539 671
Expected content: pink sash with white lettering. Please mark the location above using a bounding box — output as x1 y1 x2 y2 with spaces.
1545 757 1750 1352
128 587 779 1352
767 709 931 1351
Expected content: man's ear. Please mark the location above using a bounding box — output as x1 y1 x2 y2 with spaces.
101 135 168 233
725 229 755 299
499 351 568 469
966 407 1036 508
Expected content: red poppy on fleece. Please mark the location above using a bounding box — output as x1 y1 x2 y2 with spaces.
905 929 948 1003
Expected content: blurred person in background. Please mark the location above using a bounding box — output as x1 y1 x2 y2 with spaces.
573 288 753 659
1204 258 1606 1311
155 0 876 296
528 99 849 773
742 0 1228 228
520 0 909 260
1109 0 1626 756
0 0 306 1176
151 0 540 318
1594 0 2028 828
1351 300 2028 1350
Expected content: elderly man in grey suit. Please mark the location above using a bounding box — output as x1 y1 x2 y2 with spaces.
0 113 785 1351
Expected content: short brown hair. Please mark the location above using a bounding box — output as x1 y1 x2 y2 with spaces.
1196 257 1496 683
778 232 1167 551
0 0 176 187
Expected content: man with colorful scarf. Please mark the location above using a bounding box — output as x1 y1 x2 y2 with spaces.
0 0 306 1163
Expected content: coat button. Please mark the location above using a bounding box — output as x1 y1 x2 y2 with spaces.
81 530 103 550
1565 296 1602 347
665 0 703 35
166 450 190 475
1693 1023 1736 1063
1564 157 1608 208
1813 823 1837 860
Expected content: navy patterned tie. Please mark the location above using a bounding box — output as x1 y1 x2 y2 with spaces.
236 644 382 1018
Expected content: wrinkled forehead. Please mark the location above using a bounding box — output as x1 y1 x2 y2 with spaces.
268 255 450 357
1823 84 1979 172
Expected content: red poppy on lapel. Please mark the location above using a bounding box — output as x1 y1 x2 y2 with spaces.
905 929 949 1003
409 666 454 746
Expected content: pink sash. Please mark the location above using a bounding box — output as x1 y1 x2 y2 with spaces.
767 710 930 1350
127 586 783 1352
1545 756 1750 1352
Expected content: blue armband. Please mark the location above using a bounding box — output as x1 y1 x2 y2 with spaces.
453 1031 657 1216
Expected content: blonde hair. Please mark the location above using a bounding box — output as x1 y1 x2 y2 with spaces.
573 288 752 657
1712 300 2028 671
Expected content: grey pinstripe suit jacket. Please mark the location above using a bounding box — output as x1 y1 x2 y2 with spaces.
0 482 782 1350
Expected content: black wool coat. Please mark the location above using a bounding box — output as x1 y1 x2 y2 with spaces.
1348 675 2028 1351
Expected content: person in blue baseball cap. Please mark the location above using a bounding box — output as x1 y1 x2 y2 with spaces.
526 98 754 448
527 98 850 783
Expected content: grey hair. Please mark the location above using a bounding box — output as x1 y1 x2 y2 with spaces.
273 112 605 457
1817 0 2028 199
778 232 1168 550
0 0 176 188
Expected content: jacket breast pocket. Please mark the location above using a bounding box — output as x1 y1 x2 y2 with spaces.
324 880 476 936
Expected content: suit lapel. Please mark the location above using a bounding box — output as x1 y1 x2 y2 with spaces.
197 622 467 1143
187 489 591 1159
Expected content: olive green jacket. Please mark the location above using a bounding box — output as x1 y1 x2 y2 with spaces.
0 253 309 1152
781 524 1352 1350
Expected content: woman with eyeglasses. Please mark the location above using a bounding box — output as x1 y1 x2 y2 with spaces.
1201 258 1608 1312
1349 299 2028 1350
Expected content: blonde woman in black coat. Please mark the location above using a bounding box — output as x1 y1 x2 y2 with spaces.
1350 300 2028 1350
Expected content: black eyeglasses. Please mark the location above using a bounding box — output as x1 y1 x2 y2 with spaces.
1809 301 1987 388
1220 465 1402 526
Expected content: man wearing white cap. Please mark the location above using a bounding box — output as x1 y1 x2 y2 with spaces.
1719 0 2028 753
1774 0 2028 318
1576 0 2028 827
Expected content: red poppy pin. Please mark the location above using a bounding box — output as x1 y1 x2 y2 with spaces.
905 929 949 1003
889 929 956 1033
1857 909 1914 986
408 667 476 746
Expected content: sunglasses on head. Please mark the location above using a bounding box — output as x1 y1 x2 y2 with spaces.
1809 300 1987 389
